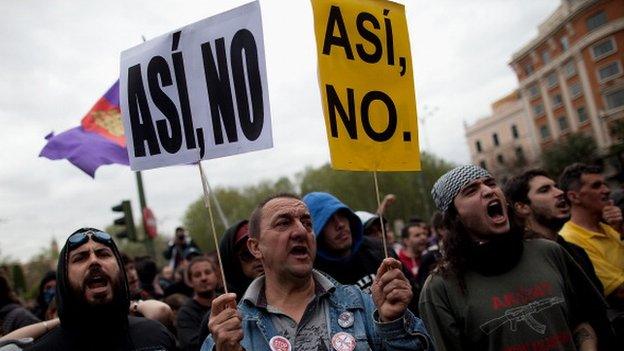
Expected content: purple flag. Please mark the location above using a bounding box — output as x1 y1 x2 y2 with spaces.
39 127 129 177
39 81 129 177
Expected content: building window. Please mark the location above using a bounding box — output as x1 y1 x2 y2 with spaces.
511 124 519 139
546 72 558 88
496 154 504 165
577 107 588 123
605 89 624 110
533 104 545 116
557 116 569 131
480 160 487 170
564 61 576 77
569 82 582 98
542 51 551 64
598 61 622 82
560 36 569 51
552 94 563 107
586 10 608 32
492 133 499 146
475 140 482 153
525 63 534 76
540 125 551 140
591 38 616 61
528 84 540 98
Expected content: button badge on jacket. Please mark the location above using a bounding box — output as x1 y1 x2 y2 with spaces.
337 311 354 328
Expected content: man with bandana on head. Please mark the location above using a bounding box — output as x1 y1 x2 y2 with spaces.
419 165 609 351
27 228 176 351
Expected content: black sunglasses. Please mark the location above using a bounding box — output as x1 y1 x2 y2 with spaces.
237 249 255 263
67 230 113 250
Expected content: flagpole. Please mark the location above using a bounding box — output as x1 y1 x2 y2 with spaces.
135 171 156 257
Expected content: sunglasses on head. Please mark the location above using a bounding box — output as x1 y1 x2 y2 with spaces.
67 229 113 250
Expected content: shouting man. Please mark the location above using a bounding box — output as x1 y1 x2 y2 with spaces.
203 194 432 351
28 228 176 351
419 165 607 350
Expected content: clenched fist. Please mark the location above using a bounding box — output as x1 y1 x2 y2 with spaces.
208 293 244 351
371 258 412 322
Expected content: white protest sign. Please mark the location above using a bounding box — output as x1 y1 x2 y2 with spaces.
120 1 272 171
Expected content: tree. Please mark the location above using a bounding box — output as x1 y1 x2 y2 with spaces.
299 152 454 224
11 264 26 295
22 242 57 301
182 152 454 251
541 133 598 177
183 177 296 252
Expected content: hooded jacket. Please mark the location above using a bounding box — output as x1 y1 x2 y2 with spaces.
27 228 175 351
218 220 255 300
303 192 364 260
303 192 389 291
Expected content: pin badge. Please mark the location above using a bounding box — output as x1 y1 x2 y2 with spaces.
331 332 356 351
338 311 354 328
269 336 291 351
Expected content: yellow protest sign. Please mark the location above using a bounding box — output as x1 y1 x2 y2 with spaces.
311 0 420 171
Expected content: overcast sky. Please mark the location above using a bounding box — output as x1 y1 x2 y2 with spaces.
0 0 559 261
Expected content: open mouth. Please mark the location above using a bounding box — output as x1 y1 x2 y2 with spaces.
555 198 570 210
85 274 109 290
486 200 505 221
289 245 309 258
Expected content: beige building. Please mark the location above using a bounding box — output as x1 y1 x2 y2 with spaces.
465 91 540 177
509 0 624 151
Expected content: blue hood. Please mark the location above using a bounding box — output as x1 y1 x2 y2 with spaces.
303 192 363 261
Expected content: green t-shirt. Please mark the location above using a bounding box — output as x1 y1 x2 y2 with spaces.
419 239 591 351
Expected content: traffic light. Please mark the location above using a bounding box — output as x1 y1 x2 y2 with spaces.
112 200 137 241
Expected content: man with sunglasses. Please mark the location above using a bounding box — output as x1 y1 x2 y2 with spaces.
218 220 264 301
28 228 176 351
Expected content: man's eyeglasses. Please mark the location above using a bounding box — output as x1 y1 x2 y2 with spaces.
67 229 113 250
237 249 256 263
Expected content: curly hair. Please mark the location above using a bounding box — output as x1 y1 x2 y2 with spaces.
434 205 471 293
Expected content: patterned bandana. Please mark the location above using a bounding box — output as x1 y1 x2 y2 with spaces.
431 165 492 213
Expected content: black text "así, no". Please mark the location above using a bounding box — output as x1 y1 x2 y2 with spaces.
126 29 265 158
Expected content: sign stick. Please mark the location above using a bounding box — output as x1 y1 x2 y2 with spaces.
373 170 389 259
197 161 229 293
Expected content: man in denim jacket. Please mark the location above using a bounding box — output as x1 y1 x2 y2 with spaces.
202 194 432 351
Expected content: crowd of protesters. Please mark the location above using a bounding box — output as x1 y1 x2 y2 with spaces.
0 162 623 350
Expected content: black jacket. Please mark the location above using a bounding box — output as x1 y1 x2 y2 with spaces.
219 220 254 300
27 228 176 351
176 299 210 351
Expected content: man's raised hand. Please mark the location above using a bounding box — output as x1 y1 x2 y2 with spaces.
207 293 243 351
371 258 412 322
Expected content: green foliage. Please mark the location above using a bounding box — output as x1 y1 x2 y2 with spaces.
183 177 296 252
22 244 57 300
183 152 454 252
299 152 454 222
11 264 26 295
541 133 598 177
115 235 169 267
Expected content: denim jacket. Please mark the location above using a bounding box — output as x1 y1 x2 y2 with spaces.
201 271 432 350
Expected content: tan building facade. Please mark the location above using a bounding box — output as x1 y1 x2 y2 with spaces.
509 0 624 150
465 91 540 177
